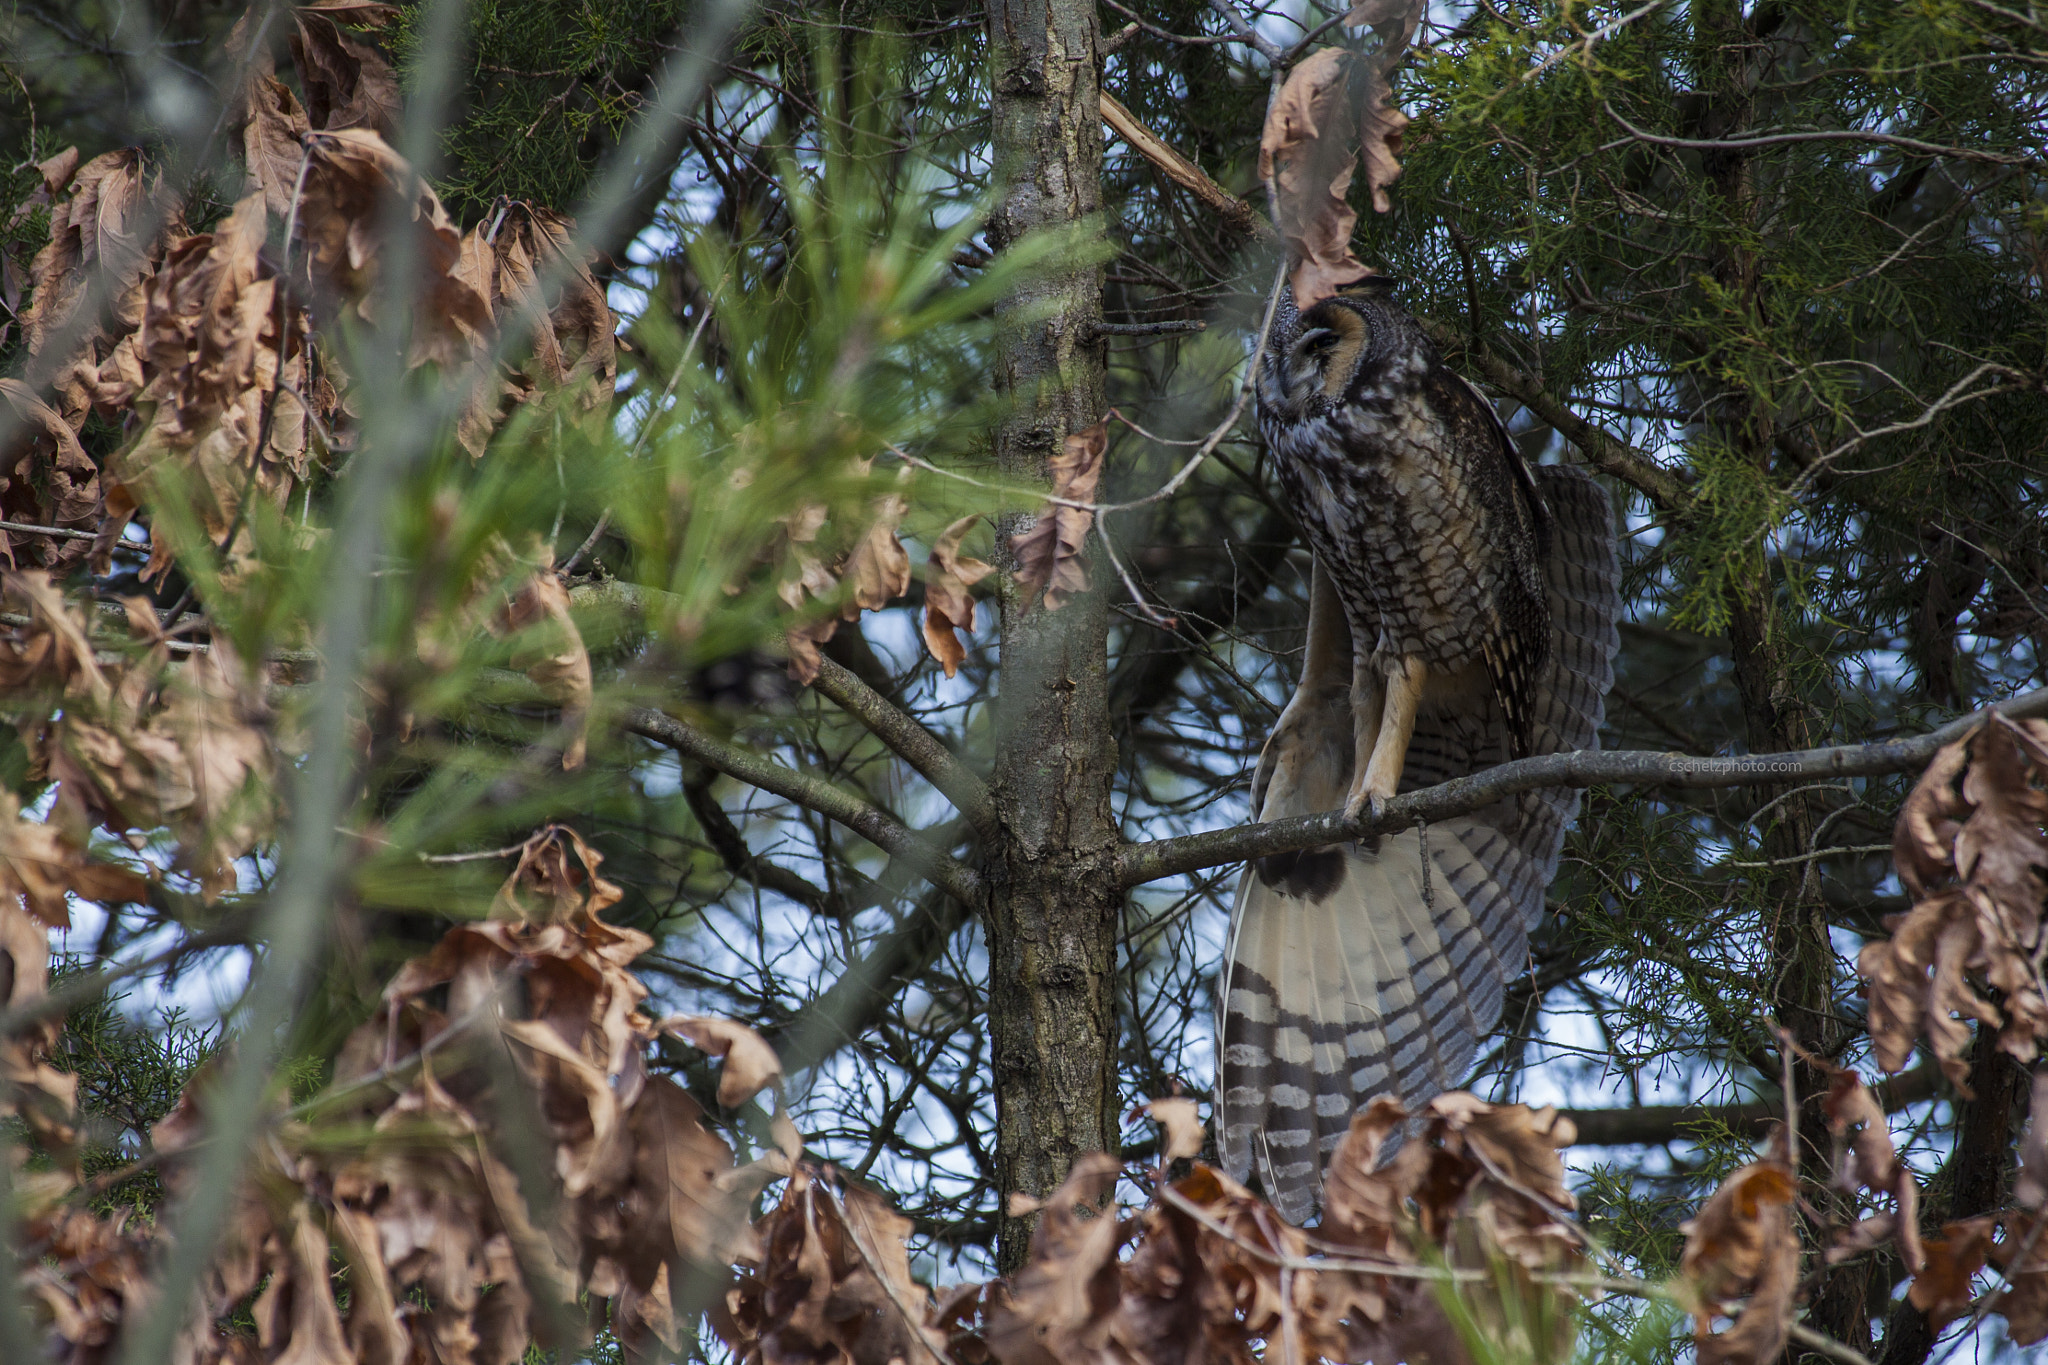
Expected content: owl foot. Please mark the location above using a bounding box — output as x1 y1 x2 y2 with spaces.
1341 788 1390 826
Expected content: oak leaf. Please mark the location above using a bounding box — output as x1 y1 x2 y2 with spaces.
923 514 993 677
1135 1096 1205 1167
1258 11 1420 309
1860 718 2048 1090
291 6 402 135
0 379 101 572
663 1015 785 1107
489 560 594 770
296 128 493 368
1011 422 1106 611
1907 1217 1993 1331
1820 1064 1922 1275
19 147 179 425
983 1153 1124 1365
1679 1146 1799 1365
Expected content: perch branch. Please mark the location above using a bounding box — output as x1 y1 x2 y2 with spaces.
1099 92 1272 241
1116 687 2048 887
1562 1063 1940 1146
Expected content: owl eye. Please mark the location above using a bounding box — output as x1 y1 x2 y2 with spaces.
1293 327 1336 362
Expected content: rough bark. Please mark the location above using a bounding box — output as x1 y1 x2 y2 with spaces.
983 0 1118 1272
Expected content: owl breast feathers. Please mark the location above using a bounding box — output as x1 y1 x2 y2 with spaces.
1219 282 1621 1221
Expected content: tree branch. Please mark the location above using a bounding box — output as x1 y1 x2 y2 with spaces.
1099 92 1271 242
679 767 851 917
1563 1063 1939 1146
810 656 996 838
769 886 976 1076
1115 687 2048 887
622 707 979 904
1419 318 1693 512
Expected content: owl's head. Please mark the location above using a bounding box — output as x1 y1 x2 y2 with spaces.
1260 281 1427 420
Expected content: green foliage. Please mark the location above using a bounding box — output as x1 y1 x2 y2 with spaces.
49 965 222 1222
394 0 686 219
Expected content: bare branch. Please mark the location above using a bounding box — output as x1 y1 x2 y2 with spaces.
811 656 996 837
623 707 980 904
1100 92 1272 241
1603 102 2041 168
1116 687 2048 887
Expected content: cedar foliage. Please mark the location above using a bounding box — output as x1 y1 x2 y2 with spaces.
0 3 2044 1363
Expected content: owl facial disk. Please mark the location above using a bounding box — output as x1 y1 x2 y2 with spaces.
1277 302 1369 409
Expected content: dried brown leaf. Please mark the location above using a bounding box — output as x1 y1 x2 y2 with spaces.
0 379 101 572
241 75 313 218
490 563 593 769
922 514 992 677
1679 1152 1799 1365
1259 25 1415 309
20 147 177 425
983 1153 1124 1365
291 8 402 135
110 192 308 584
1010 422 1106 611
771 1107 804 1164
1989 1210 2048 1345
297 128 492 367
251 1202 350 1364
1862 720 2048 1089
2019 1070 2048 1212
1908 1216 1994 1331
0 789 148 929
1821 1064 1922 1275
485 204 620 414
841 470 913 619
330 1204 409 1365
663 1016 785 1107
1136 1097 1205 1166
619 1075 750 1274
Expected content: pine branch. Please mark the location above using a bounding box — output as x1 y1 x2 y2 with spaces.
811 655 996 837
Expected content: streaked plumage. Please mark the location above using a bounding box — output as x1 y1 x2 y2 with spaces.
1219 283 1621 1221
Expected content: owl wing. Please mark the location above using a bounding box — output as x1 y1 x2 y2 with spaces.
1436 365 1556 757
1217 465 1619 1223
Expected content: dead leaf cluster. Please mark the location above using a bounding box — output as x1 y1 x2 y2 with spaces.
747 459 915 683
717 1091 1585 1365
1887 1073 2048 1345
1678 1135 1799 1365
0 571 274 901
5 148 181 571
1860 716 2048 1089
1818 1063 1923 1278
13 823 801 1365
1259 4 1424 307
922 514 992 678
0 0 622 598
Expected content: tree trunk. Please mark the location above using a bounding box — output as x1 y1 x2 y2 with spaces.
983 0 1117 1273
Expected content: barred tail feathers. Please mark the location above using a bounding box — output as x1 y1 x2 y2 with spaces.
1219 825 1515 1223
